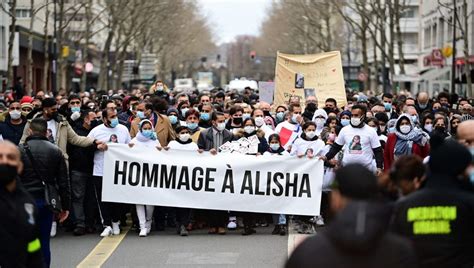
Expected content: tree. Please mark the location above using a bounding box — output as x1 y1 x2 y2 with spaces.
1 0 17 89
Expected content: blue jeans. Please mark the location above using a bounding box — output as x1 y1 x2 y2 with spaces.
35 199 53 268
272 214 286 225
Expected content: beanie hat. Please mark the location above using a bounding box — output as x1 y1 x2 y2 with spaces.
167 107 178 115
20 96 33 104
333 164 378 199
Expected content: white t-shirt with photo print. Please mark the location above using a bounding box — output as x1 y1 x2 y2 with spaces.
335 124 381 170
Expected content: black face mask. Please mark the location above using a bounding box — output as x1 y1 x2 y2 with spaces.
90 119 101 129
0 164 17 186
233 117 242 125
305 103 317 113
435 126 446 133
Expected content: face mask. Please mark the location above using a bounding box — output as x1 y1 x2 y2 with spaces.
435 126 446 133
388 127 396 133
0 164 17 186
341 118 350 126
137 111 146 119
328 133 336 142
233 117 242 125
244 126 255 134
411 115 418 124
156 85 164 91
49 111 59 121
255 117 265 127
71 107 80 113
418 103 427 109
243 113 251 120
179 133 191 142
169 115 178 125
350 117 362 127
384 102 392 111
424 123 433 132
109 118 119 128
305 103 317 112
399 125 412 134
216 122 226 131
291 114 298 124
371 126 378 132
187 122 198 130
276 112 285 122
9 110 21 120
200 113 210 121
270 143 280 151
305 131 316 139
181 108 189 118
142 129 155 139
315 118 325 128
21 111 30 117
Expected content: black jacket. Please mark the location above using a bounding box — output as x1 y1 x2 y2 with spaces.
287 201 417 268
391 173 474 268
0 115 26 145
67 124 95 174
18 135 71 211
197 127 234 151
0 185 44 268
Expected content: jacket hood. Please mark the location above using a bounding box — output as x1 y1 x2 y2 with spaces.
325 201 392 253
312 109 328 121
234 128 265 138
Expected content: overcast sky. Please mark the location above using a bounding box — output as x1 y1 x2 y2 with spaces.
197 0 271 44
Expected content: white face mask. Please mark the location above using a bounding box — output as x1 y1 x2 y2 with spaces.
351 117 361 126
399 125 412 134
254 116 265 127
216 122 226 131
424 123 433 132
305 131 316 139
315 118 325 128
244 126 255 134
179 133 190 142
9 110 21 120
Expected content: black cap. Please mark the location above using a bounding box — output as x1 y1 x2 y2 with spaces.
333 164 378 199
41 97 57 108
429 139 472 176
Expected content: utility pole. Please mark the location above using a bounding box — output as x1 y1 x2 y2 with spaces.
52 0 57 95
451 0 457 94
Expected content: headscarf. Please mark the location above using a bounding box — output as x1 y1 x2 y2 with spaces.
394 114 429 156
136 119 157 141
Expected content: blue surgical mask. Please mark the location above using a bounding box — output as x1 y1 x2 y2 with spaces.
200 113 210 121
142 129 156 140
181 108 189 118
411 115 418 124
71 107 80 113
276 112 285 122
169 115 178 125
187 122 198 130
270 144 280 151
341 118 350 126
109 118 119 128
243 113 251 120
291 114 298 124
418 103 427 109
384 102 392 111
137 111 146 119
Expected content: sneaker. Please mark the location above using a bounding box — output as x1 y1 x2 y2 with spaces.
272 225 281 235
139 228 147 237
73 226 86 236
279 225 287 236
315 216 325 227
112 221 120 235
50 221 57 238
100 226 113 237
145 220 152 234
179 225 189 236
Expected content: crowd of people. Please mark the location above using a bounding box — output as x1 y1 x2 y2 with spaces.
0 79 473 267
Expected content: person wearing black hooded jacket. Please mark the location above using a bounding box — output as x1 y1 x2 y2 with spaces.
391 138 474 268
286 164 417 268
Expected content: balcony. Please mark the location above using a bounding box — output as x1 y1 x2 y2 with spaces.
400 18 419 33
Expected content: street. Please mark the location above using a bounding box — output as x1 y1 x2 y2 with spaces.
50 224 309 267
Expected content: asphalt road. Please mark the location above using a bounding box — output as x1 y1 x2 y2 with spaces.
50 224 307 268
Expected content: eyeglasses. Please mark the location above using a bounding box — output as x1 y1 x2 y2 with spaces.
70 101 81 105
9 107 21 110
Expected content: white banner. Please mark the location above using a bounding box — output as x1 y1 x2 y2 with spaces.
103 144 323 215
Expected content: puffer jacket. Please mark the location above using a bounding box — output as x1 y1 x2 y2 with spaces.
19 112 95 163
18 135 71 211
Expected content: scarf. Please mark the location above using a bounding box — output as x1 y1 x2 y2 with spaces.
394 116 428 156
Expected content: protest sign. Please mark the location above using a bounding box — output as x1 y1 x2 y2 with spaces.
102 144 323 215
258 81 275 104
274 51 347 108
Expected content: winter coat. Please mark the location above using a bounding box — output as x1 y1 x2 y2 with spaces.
197 127 234 151
129 112 176 146
384 132 430 171
0 114 26 145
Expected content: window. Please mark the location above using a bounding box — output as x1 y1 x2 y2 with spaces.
432 23 437 47
0 27 5 59
403 33 418 45
439 18 445 47
15 9 31 18
401 7 417 18
424 27 431 49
